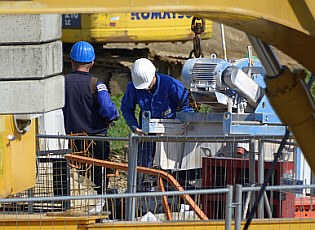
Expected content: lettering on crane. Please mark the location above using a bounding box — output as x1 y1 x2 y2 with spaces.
62 14 81 29
131 12 191 20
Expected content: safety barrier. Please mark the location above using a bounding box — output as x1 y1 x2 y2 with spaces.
1 133 312 229
295 197 315 218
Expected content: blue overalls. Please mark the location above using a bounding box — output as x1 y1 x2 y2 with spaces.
121 73 193 170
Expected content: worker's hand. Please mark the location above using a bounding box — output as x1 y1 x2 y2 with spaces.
105 116 119 127
107 121 115 128
134 128 148 135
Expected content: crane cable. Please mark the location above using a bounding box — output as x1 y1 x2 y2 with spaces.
243 127 290 230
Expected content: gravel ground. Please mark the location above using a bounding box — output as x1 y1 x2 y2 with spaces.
108 154 128 193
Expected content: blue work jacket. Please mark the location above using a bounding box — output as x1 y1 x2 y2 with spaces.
63 71 118 135
121 73 193 131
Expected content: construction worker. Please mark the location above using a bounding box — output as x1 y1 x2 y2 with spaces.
121 58 193 189
63 41 119 195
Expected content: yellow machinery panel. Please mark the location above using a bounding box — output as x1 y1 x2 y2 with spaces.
0 115 36 198
61 13 213 44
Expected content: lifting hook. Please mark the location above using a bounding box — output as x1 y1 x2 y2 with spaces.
189 17 206 58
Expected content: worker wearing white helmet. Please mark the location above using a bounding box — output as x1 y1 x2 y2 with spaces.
122 57 192 134
131 58 156 90
121 58 193 189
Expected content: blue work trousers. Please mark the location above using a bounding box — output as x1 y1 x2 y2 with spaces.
138 141 156 168
137 139 156 191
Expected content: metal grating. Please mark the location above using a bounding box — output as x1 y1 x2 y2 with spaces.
191 63 218 81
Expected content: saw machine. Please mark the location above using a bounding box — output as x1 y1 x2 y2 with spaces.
142 55 287 172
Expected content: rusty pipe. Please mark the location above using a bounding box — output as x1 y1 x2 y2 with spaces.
65 154 208 220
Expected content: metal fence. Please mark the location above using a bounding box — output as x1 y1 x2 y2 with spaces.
1 133 314 229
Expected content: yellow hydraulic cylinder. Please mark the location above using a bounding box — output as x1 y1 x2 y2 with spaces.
265 67 315 173
0 115 36 198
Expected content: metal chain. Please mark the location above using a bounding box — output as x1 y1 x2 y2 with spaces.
189 17 206 58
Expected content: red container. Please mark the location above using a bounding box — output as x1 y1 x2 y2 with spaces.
202 157 295 219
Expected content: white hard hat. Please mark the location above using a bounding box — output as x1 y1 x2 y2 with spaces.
131 58 156 89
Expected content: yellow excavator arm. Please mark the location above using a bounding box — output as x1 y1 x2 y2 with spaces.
2 0 315 73
1 0 315 172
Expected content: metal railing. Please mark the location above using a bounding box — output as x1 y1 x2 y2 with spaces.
20 133 312 229
235 184 315 230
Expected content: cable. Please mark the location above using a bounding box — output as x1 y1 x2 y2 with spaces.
243 127 290 230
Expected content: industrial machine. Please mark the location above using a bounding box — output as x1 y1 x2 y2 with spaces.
139 51 301 221
141 53 299 220
143 53 284 168
61 13 213 44
182 56 266 113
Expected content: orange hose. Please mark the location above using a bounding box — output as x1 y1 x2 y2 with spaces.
65 154 208 220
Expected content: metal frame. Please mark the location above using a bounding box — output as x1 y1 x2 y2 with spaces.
143 111 285 136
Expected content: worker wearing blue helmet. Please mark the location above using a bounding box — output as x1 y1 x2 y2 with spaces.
63 41 119 194
121 58 193 190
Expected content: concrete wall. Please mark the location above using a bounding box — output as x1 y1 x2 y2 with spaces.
0 14 64 114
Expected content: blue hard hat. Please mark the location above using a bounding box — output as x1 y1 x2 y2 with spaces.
70 41 95 62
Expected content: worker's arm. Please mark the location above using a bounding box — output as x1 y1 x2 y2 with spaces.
121 83 139 132
96 81 119 122
170 79 193 113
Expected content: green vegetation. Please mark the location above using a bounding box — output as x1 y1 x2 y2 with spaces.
305 71 315 100
107 94 130 138
108 94 140 155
